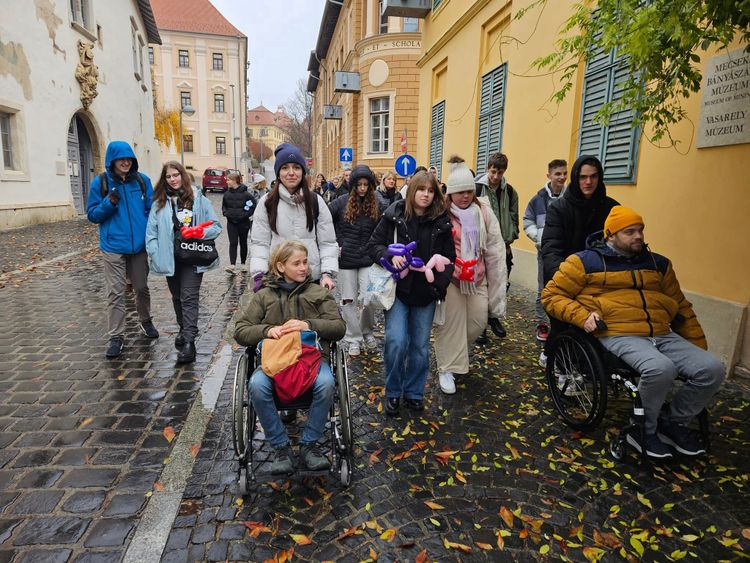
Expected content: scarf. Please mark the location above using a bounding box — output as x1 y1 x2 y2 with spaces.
485 177 514 244
451 202 486 295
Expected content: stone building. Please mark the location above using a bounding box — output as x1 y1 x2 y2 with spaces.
150 0 248 176
0 0 161 229
307 0 423 181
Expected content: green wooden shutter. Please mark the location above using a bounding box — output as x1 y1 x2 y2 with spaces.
577 48 640 183
430 101 445 179
433 0 443 10
475 63 507 174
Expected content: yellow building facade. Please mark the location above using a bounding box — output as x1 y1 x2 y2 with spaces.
246 105 290 155
308 0 423 182
415 0 749 373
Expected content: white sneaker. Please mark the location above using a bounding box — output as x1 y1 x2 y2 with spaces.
348 343 361 357
557 372 584 396
225 265 235 274
364 334 378 349
538 352 547 368
439 372 456 394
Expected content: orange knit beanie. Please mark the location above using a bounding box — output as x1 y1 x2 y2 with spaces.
604 206 644 237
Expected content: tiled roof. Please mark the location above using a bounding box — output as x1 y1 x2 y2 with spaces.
247 105 292 129
151 0 245 37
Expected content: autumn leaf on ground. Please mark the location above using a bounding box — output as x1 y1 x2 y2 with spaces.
369 546 378 561
594 529 622 549
434 450 460 463
476 542 493 550
80 417 94 429
262 547 294 563
582 546 605 562
290 533 312 545
153 481 165 492
455 470 467 484
499 506 514 528
244 521 273 538
424 501 445 510
415 549 428 563
364 520 384 533
742 528 750 540
163 426 176 443
336 525 363 541
636 492 652 509
443 538 472 552
189 444 200 457
497 533 505 550
380 528 397 541
369 448 383 464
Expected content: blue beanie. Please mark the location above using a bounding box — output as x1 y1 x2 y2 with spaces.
273 143 307 178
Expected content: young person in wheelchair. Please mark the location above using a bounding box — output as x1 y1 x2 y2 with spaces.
235 240 346 475
542 206 725 459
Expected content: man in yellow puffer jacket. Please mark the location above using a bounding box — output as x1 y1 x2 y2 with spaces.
542 206 725 460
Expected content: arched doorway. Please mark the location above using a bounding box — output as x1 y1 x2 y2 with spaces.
67 112 100 214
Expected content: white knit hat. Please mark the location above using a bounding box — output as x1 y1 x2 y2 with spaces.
446 160 476 195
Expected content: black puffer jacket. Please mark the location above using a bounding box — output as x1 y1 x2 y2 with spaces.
367 200 456 307
329 193 384 269
222 185 255 224
540 155 619 283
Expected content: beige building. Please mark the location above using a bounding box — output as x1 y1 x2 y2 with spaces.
0 0 161 229
307 0 423 181
150 0 247 175
246 105 291 156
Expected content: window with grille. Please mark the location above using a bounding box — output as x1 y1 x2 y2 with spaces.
180 91 191 108
577 44 640 183
214 94 225 113
216 137 226 154
429 101 445 179
475 63 507 174
0 113 14 170
213 53 223 71
370 97 390 153
179 49 189 68
183 135 194 153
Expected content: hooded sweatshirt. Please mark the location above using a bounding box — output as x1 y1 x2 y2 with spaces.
539 155 619 283
86 141 154 254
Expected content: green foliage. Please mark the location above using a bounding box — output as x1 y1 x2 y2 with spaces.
518 0 750 143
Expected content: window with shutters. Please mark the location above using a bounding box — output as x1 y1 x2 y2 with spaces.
429 101 445 179
433 0 443 11
577 45 640 183
475 63 507 174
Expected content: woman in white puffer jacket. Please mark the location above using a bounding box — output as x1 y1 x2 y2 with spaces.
249 143 338 292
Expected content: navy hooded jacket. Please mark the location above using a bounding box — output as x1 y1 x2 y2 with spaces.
87 141 154 254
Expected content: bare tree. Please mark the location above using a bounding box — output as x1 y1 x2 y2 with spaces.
247 138 273 164
281 78 313 157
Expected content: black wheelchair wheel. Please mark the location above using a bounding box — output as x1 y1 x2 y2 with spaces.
232 353 249 458
335 344 354 457
546 331 608 431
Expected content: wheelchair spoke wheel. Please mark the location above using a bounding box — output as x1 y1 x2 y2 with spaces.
232 353 249 458
335 345 353 456
546 331 607 431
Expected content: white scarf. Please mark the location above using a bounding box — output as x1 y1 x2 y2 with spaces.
450 202 486 294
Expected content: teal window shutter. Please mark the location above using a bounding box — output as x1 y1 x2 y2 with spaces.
433 0 443 10
475 63 507 174
429 101 445 179
577 47 640 183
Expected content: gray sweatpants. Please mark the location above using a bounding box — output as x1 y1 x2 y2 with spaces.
599 332 725 434
102 251 151 338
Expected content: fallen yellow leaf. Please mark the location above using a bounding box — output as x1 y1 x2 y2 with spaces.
290 533 312 545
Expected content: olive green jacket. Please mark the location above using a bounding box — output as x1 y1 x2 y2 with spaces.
234 275 345 358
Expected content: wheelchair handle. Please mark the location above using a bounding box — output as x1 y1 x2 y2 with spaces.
595 319 608 331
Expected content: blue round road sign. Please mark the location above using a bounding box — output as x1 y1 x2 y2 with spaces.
395 154 416 177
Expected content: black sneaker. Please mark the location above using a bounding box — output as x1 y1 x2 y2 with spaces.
269 444 295 475
140 320 159 339
658 420 706 456
475 330 489 346
385 397 400 417
279 410 296 424
299 443 330 471
488 318 507 338
174 332 185 348
176 341 196 364
626 432 673 459
105 336 124 358
404 398 424 412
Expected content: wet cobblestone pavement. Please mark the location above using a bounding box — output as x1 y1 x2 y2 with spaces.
1 196 749 562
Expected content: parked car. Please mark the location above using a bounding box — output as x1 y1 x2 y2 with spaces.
201 168 242 193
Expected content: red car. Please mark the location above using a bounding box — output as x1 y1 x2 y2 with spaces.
201 167 242 193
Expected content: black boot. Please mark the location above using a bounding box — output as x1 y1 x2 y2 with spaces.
174 331 185 349
177 340 196 364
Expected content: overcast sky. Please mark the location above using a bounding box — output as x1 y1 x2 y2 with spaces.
210 0 325 112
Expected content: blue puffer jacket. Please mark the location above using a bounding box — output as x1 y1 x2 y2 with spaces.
146 187 222 276
86 141 154 254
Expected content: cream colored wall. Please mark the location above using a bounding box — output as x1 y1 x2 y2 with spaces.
152 30 247 174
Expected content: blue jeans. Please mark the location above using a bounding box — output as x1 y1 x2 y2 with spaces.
248 362 335 448
384 297 436 400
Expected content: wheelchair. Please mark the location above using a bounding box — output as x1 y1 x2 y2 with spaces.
544 324 709 462
231 338 354 492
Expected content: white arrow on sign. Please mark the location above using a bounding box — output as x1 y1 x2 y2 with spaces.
342 150 351 160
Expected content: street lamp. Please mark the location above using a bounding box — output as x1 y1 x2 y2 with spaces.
179 104 195 166
229 83 237 169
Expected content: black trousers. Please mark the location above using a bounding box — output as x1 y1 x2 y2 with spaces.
227 220 250 265
166 262 203 341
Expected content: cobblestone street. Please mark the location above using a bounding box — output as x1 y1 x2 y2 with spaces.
0 197 749 562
